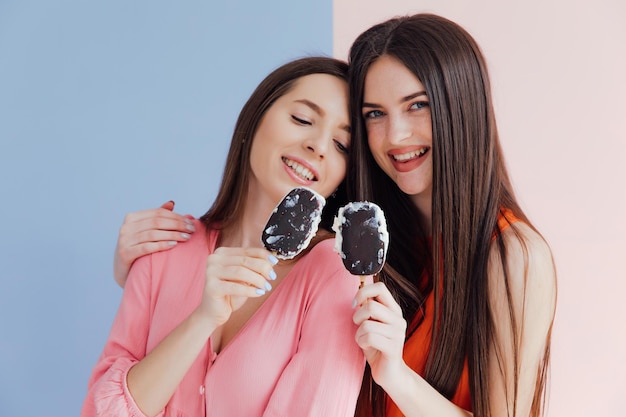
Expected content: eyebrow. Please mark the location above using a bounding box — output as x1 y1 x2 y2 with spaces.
295 99 351 134
362 91 428 108
295 99 323 115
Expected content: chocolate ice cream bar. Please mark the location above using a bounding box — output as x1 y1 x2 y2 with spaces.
332 201 389 277
261 187 326 260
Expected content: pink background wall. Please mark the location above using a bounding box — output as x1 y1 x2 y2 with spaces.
334 1 626 415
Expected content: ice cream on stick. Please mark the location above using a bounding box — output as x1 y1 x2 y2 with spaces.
332 201 389 288
261 187 326 260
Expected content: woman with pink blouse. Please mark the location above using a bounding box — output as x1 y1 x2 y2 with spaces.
82 57 365 417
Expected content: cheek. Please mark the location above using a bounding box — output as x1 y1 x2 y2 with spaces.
367 129 388 165
322 156 347 194
331 157 348 186
366 123 384 149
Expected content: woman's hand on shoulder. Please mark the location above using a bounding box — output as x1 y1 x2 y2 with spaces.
196 247 278 327
114 201 196 288
352 281 407 389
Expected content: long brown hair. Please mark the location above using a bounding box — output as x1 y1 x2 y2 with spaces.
348 14 552 417
199 57 349 236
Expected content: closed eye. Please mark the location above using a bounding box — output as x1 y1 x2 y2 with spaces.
292 115 312 125
334 139 349 154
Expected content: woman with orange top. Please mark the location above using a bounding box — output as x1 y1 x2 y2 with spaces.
347 14 556 417
111 13 556 417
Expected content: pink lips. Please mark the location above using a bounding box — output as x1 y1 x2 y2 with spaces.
282 155 319 185
388 147 430 173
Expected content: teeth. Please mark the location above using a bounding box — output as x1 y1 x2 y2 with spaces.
393 148 428 161
283 158 315 181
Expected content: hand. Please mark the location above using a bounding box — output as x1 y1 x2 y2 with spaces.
353 281 407 389
196 247 278 327
114 201 196 287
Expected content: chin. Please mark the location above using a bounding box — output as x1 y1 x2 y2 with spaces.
399 182 430 199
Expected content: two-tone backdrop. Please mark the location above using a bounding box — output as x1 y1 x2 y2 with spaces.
1 1 624 416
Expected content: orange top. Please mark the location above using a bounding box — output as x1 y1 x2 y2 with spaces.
385 208 519 416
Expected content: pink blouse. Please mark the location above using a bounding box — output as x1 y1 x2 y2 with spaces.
82 220 365 417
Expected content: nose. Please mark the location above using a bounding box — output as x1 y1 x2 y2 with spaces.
386 114 412 145
304 131 331 159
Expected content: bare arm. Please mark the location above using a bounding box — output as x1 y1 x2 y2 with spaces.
352 223 556 417
113 201 196 287
353 283 471 417
486 223 557 416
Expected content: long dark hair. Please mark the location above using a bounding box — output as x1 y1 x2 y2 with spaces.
348 14 551 417
200 56 349 236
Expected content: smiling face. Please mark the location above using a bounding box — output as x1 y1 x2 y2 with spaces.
249 73 350 206
362 55 433 215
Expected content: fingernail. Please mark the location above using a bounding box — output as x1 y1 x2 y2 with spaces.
256 288 266 295
269 269 277 280
181 233 191 239
264 281 272 291
351 298 357 309
168 241 177 246
268 254 279 265
168 200 175 205
184 218 194 225
186 223 196 232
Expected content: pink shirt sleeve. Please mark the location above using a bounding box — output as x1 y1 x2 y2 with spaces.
263 259 365 416
82 255 163 417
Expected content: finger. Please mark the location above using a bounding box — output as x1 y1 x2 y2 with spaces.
210 279 269 299
121 215 196 239
160 200 175 211
355 323 399 354
212 248 278 280
118 240 179 265
205 256 274 293
217 264 274 293
353 281 403 315
123 229 192 248
355 320 397 345
353 299 405 327
355 318 404 344
123 206 192 226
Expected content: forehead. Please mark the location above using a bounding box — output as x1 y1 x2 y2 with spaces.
364 55 425 98
284 73 349 104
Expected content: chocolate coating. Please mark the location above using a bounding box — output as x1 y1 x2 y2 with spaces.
261 187 325 259
333 202 388 275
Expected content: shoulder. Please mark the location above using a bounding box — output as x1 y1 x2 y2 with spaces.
154 219 209 261
294 238 358 292
488 222 557 325
131 219 209 281
300 238 347 273
492 222 555 284
126 220 209 303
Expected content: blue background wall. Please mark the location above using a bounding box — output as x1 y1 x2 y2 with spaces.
0 1 332 415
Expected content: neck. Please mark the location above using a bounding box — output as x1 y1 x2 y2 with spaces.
219 185 276 248
410 192 432 236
